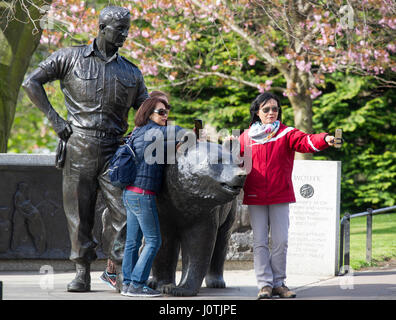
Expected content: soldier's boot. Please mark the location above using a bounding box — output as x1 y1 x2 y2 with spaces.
67 263 91 292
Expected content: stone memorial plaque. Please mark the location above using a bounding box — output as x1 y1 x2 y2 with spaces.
287 160 341 276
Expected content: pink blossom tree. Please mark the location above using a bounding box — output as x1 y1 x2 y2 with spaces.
135 0 394 143
127 0 395 158
22 0 396 158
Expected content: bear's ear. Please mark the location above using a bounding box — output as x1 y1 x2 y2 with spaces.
176 131 196 157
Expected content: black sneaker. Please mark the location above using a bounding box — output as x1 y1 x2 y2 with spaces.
127 285 162 297
100 270 117 289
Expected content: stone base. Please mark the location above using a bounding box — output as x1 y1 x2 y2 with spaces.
0 259 107 272
0 259 253 272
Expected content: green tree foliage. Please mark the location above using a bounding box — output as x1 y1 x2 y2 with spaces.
313 73 396 213
8 81 64 153
0 0 52 152
143 26 287 133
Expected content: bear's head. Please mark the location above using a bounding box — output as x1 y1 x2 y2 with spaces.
162 132 246 212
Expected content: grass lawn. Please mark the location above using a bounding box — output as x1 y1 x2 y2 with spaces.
349 211 396 270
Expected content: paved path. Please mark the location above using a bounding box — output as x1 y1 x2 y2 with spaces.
296 268 396 300
0 269 319 300
1 266 395 300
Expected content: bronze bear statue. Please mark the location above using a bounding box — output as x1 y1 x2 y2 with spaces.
149 133 246 296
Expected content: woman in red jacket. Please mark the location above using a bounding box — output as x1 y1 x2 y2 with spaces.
237 92 336 299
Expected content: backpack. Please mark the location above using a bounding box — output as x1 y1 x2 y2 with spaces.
107 134 138 188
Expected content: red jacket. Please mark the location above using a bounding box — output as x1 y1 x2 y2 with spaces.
239 122 329 205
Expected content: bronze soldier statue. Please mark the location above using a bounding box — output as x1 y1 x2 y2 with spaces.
23 6 148 292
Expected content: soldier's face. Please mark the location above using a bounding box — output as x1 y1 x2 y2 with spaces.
102 17 130 47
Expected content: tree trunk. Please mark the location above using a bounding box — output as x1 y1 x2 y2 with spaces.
0 0 51 152
289 93 313 160
285 69 314 160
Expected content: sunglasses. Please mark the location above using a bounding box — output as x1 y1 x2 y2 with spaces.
260 106 279 113
153 108 170 116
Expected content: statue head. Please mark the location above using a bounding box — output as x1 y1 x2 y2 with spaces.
163 132 246 212
98 6 131 48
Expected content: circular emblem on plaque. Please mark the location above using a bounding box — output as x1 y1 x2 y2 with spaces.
300 184 314 198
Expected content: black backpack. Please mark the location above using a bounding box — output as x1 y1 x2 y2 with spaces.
107 133 138 188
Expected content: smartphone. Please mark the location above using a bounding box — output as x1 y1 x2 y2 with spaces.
334 128 343 148
194 119 203 138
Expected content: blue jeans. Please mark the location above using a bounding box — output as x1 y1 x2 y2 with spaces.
122 190 162 287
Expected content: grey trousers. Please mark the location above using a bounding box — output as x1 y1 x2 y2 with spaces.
248 203 290 289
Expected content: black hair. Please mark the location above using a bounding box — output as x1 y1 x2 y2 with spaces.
249 92 282 125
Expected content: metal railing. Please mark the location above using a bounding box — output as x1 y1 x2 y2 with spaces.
339 205 396 275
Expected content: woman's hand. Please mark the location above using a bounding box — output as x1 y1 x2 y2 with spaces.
325 135 336 146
